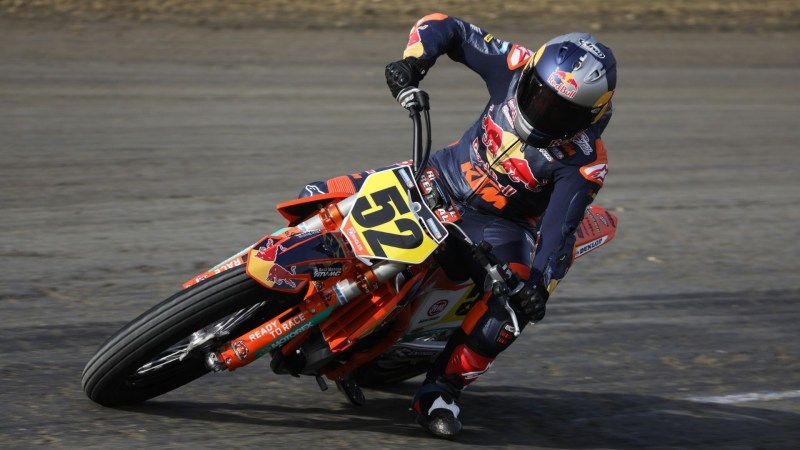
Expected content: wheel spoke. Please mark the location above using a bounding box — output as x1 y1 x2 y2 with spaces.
132 301 268 377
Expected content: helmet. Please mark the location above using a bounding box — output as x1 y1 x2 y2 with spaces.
513 33 617 148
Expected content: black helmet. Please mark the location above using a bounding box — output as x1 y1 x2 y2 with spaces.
513 33 617 147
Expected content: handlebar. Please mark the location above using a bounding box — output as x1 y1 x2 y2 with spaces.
395 88 527 335
396 87 431 182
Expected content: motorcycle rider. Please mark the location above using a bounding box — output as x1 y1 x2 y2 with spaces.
303 13 616 439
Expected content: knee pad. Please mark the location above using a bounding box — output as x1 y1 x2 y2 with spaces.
465 296 520 357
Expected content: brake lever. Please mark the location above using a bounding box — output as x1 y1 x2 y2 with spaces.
473 241 525 336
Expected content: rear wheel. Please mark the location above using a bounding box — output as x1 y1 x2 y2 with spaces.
82 265 296 406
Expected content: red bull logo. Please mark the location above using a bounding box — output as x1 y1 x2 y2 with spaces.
406 26 421 48
267 263 297 288
481 113 504 156
548 70 579 99
255 239 286 262
501 157 541 192
479 113 542 192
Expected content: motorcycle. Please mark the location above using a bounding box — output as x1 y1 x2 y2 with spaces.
82 88 617 407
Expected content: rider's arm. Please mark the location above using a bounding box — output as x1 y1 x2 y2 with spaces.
531 156 607 295
398 13 520 92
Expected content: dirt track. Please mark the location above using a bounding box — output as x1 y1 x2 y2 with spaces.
1 14 800 450
2 0 798 31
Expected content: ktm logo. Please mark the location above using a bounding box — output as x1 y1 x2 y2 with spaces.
461 161 508 209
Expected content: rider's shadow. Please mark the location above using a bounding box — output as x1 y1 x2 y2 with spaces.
126 382 800 448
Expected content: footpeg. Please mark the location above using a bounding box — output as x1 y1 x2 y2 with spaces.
335 375 366 406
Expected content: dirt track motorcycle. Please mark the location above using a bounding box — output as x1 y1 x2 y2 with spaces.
82 89 617 407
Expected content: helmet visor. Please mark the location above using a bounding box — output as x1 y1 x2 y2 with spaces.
517 69 597 140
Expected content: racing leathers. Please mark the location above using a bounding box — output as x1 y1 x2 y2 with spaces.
302 12 612 424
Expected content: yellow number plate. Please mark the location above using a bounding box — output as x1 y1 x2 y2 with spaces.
340 167 443 264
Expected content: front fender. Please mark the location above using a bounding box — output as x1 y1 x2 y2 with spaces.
246 229 353 293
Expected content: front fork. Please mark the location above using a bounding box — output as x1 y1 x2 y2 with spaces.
206 196 409 373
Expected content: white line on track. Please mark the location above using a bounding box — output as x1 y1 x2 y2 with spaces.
685 390 800 404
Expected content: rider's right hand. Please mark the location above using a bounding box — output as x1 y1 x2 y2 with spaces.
385 57 432 98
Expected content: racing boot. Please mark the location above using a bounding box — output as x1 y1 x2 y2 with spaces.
411 383 462 439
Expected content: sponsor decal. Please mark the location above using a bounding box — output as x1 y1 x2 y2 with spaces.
507 44 532 70
604 211 617 227
481 112 542 192
406 24 427 47
249 312 308 341
588 210 602 233
581 163 608 185
481 111 504 155
502 157 540 192
312 264 343 279
345 226 365 252
548 70 579 99
428 299 449 317
539 148 554 162
463 362 493 380
572 132 594 156
266 263 297 288
303 184 326 196
502 98 518 125
461 161 508 209
232 340 249 360
255 239 286 262
403 21 424 59
574 236 608 258
579 39 606 59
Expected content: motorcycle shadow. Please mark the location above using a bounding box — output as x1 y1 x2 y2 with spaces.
124 382 800 447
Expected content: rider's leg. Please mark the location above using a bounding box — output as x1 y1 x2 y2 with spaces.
412 212 537 438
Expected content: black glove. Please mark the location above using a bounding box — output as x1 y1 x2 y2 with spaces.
385 57 433 98
511 283 549 322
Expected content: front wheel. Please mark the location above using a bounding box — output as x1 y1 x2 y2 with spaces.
82 265 296 407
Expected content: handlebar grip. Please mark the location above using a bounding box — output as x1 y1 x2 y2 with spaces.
396 87 430 112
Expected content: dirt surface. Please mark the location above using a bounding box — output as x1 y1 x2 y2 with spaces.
1 11 800 450
1 0 798 31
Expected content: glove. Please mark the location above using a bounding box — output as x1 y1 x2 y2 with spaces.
385 57 432 98
511 283 549 322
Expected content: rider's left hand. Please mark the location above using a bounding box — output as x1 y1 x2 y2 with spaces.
385 57 432 98
511 283 549 322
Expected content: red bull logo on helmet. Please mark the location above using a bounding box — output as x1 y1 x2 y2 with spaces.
548 70 579 99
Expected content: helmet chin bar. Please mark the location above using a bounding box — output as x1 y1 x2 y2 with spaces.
512 111 575 148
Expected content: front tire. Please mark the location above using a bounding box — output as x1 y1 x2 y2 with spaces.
82 265 295 406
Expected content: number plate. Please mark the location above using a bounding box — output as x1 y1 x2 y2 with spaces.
340 167 446 264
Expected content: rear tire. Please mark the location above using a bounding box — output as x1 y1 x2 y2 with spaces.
82 265 295 406
353 357 431 388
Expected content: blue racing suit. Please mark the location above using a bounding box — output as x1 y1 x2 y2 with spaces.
303 13 612 395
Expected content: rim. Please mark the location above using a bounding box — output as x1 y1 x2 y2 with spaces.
127 301 267 383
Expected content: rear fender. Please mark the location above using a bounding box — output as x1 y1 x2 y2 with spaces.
276 193 351 225
573 205 618 260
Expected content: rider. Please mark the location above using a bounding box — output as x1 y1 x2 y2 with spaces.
303 13 617 439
